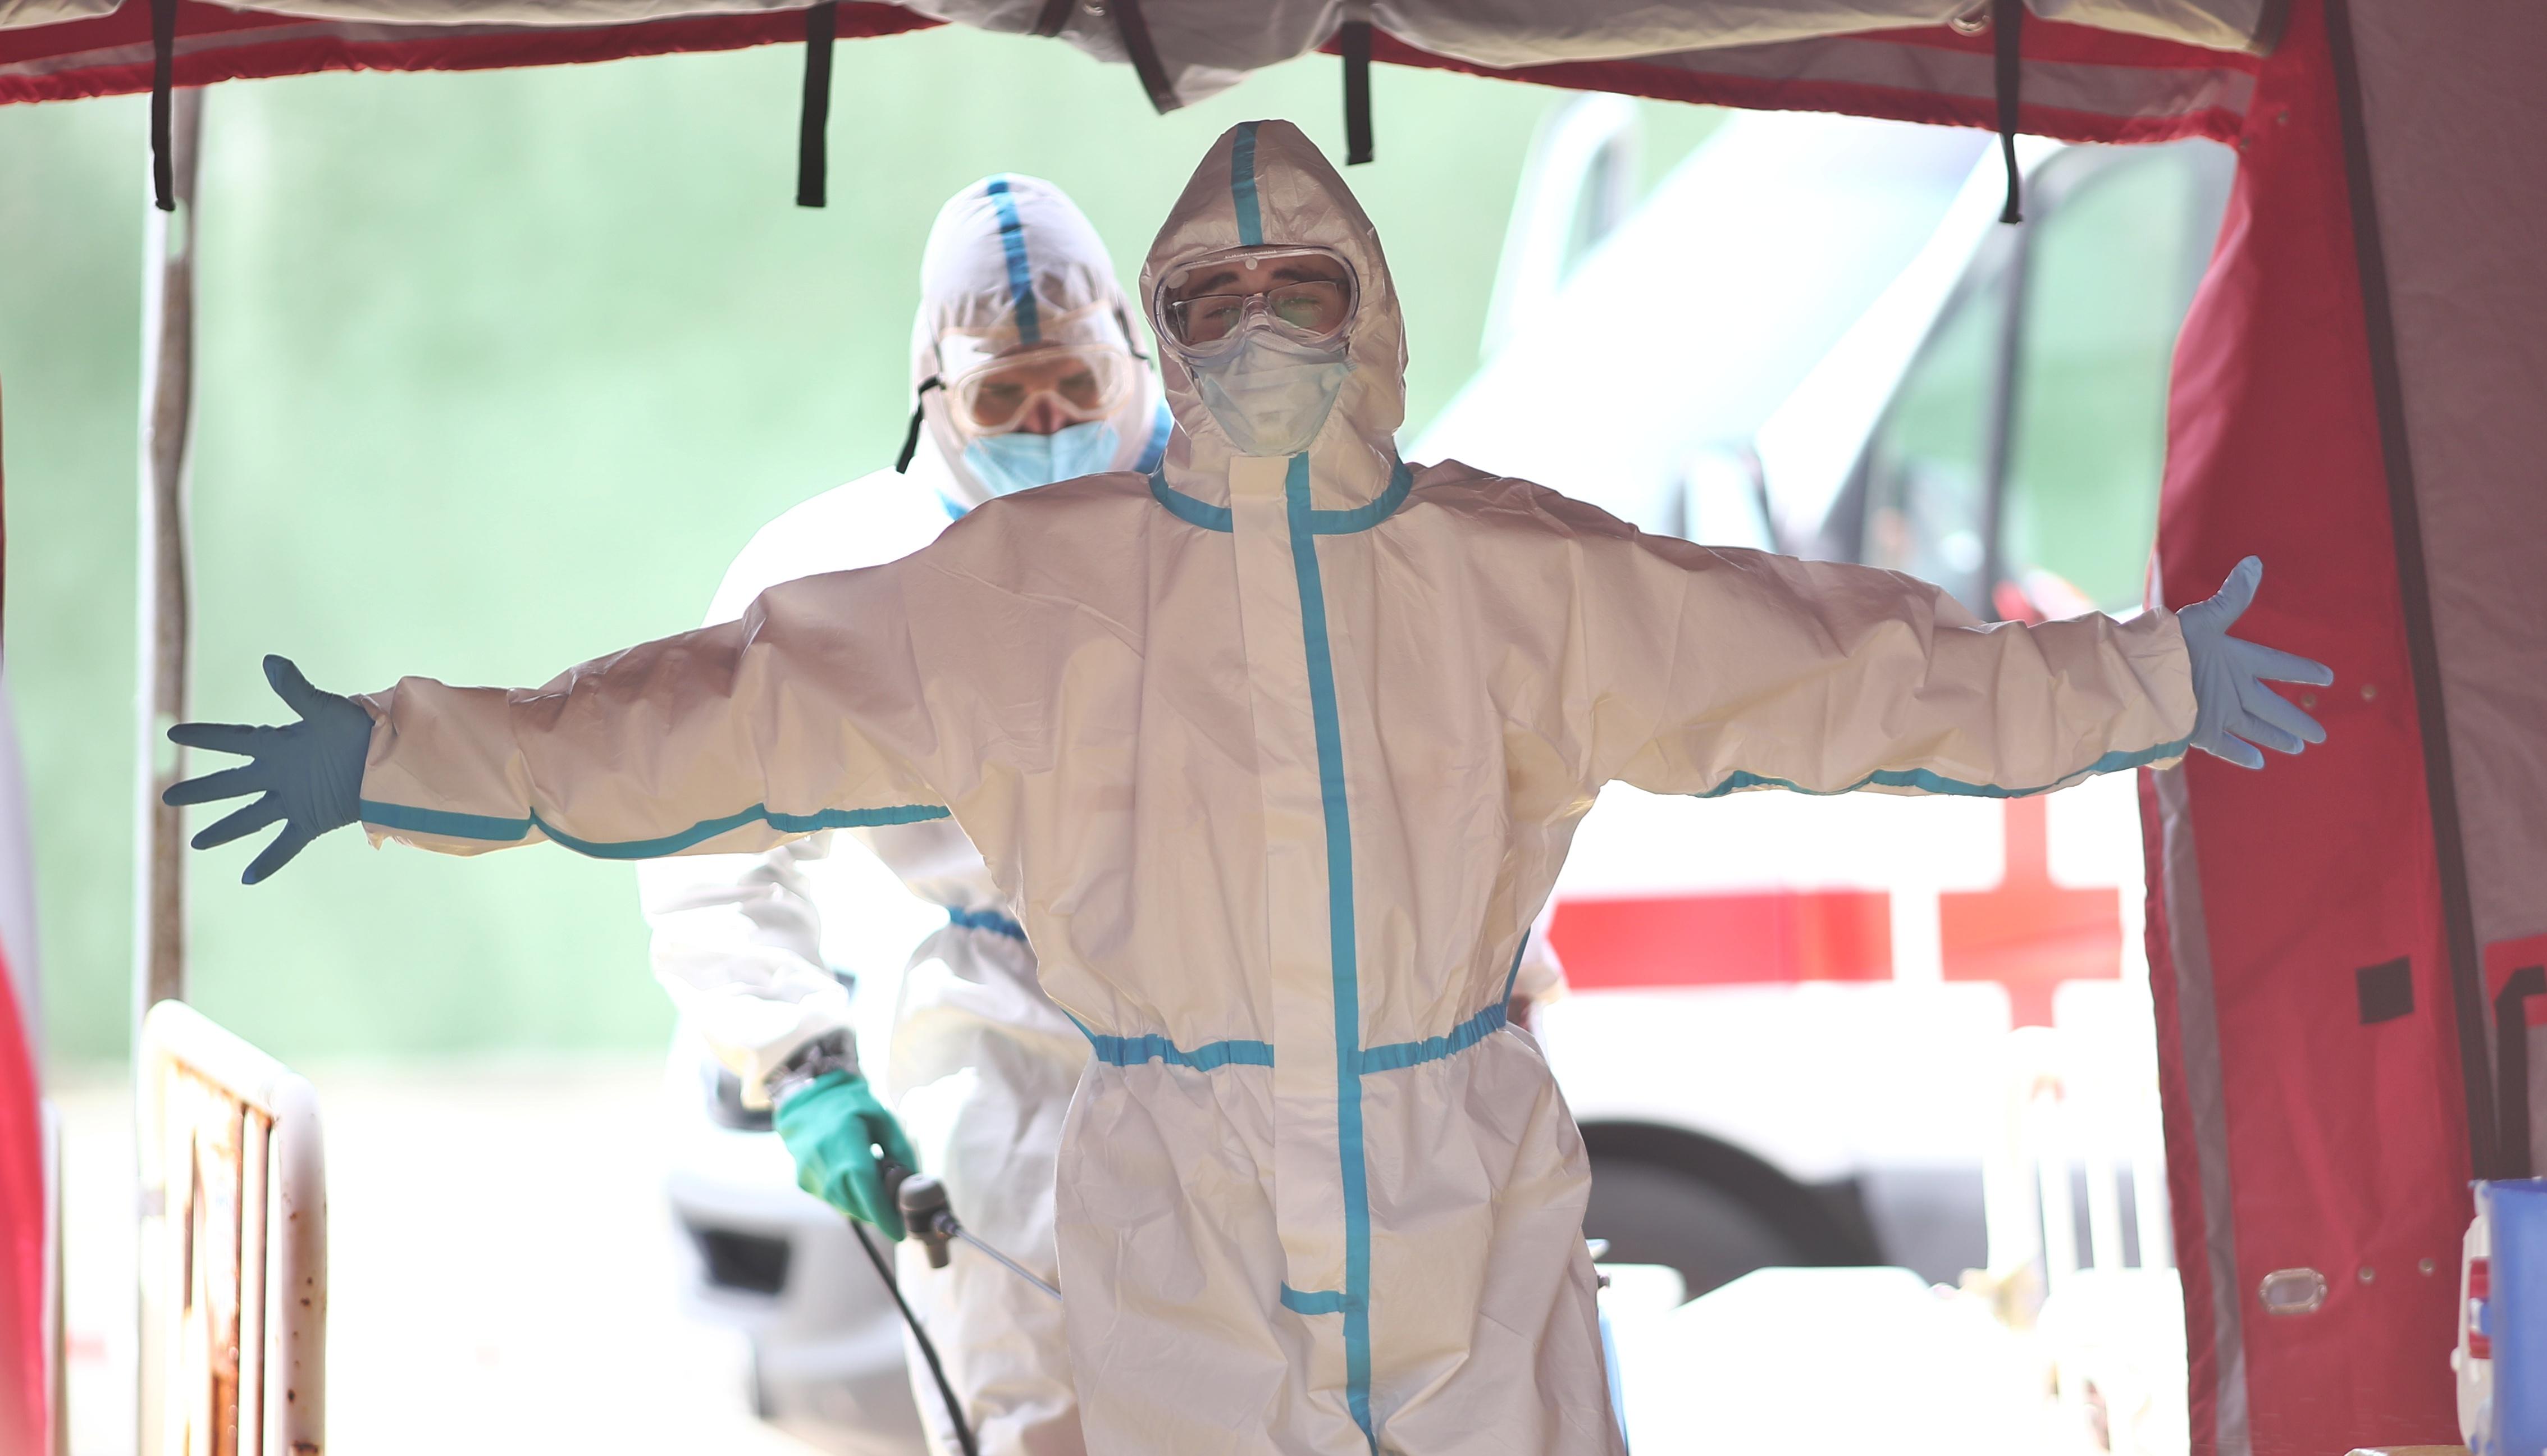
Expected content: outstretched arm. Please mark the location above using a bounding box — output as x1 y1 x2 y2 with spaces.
1577 527 2327 800
167 561 962 881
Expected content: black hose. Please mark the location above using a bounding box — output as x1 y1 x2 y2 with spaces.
851 1222 980 1456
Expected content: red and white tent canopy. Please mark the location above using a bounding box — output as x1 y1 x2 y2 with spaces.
2 3 2540 1453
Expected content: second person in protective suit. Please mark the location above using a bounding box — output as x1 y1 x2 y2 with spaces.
641 175 1166 1456
166 121 2331 1455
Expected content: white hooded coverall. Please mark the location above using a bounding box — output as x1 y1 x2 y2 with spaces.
349 122 2197 1453
640 175 1170 1456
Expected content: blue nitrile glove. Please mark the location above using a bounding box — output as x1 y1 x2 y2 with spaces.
162 655 372 884
2176 556 2335 770
774 1070 921 1239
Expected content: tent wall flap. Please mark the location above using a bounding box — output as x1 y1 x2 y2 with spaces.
2320 0 2494 1180
2145 1 2483 1450
2335 1 2547 1180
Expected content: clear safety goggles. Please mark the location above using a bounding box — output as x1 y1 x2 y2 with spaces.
1153 245 1358 357
943 341 1142 436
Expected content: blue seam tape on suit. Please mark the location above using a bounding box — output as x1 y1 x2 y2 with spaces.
946 905 1029 941
1150 469 1234 531
1695 738 2193 801
983 175 1042 346
1231 121 1263 247
1359 1001 1508 1074
1284 451 1379 1452
1281 1284 1346 1315
1071 1017 1276 1070
1078 998 1519 1078
1151 459 1411 536
1138 400 1174 472
358 798 948 859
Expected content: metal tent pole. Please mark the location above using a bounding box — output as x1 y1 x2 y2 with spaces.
131 83 201 1456
134 86 202 1032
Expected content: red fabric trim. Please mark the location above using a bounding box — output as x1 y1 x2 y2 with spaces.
2151 0 2470 1448
0 951 43 1456
0 2 937 104
1352 26 2247 145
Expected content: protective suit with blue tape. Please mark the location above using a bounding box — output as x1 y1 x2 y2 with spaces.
168 120 2329 1453
636 174 1170 1455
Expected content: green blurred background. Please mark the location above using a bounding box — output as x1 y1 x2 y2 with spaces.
1 29 1720 1067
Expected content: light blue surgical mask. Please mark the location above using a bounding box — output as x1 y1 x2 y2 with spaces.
960 419 1122 497
1186 326 1354 457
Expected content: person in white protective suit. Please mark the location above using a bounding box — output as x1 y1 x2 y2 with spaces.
640 174 1168 1455
165 120 2333 1455
640 170 1578 1454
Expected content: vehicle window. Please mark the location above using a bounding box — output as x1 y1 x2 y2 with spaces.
1857 273 2006 611
2001 143 2229 614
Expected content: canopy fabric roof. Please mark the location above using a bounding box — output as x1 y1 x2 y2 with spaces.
4 0 2262 148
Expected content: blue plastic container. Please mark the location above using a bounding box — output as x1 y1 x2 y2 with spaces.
2483 1178 2547 1456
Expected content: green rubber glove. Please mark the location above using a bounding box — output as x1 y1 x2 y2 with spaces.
774 1070 920 1239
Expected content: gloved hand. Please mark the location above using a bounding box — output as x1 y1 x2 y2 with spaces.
774 1070 921 1239
162 655 372 884
2176 556 2335 769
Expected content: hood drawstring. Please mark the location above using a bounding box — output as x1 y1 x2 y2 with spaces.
896 376 944 474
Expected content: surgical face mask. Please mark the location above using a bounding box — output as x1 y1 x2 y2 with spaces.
961 419 1121 496
1186 325 1354 458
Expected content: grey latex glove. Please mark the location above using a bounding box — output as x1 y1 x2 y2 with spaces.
162 655 371 883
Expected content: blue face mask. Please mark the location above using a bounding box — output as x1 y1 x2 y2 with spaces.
961 420 1121 497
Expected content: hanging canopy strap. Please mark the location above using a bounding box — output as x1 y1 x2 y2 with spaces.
1105 0 1182 113
149 0 177 212
1993 0 2024 223
795 1 838 208
1340 14 1374 165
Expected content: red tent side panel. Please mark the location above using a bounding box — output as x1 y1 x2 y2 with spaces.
0 2 937 104
0 944 43 1456
2146 1 2471 1450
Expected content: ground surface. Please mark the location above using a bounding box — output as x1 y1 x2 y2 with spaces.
54 1057 2134 1456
